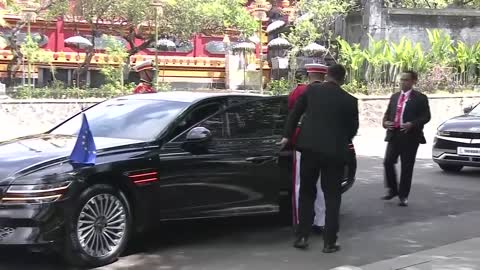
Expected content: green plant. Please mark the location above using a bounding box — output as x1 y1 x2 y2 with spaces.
455 41 480 85
363 35 387 86
427 29 454 67
156 82 172 92
9 83 136 99
336 37 365 85
342 80 368 95
266 78 293 96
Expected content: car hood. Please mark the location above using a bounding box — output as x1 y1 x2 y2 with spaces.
0 134 144 185
438 115 480 132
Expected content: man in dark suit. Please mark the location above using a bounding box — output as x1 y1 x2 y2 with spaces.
382 70 431 207
280 64 359 253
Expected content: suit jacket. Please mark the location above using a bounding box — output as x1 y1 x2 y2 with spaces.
383 90 431 144
283 81 359 160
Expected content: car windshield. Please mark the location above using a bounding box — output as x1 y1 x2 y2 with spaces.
469 105 480 116
49 98 190 141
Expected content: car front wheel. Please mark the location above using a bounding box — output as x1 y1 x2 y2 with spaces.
64 184 132 267
439 164 463 172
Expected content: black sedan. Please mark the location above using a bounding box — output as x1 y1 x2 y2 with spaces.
0 92 356 267
433 103 480 172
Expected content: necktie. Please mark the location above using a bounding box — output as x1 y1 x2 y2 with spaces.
394 93 407 128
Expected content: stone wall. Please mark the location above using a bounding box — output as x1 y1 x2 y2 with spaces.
0 99 101 141
359 95 480 129
338 6 480 48
1 95 480 141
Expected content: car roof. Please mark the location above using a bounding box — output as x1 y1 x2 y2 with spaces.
116 91 266 103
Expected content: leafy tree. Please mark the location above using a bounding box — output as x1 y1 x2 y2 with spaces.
283 0 355 79
69 0 258 86
1 0 68 86
100 36 129 89
20 35 52 88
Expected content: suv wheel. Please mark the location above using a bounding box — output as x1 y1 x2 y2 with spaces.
439 164 463 172
64 184 132 267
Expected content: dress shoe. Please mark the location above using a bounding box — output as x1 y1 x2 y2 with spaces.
381 193 397 200
323 243 341 253
398 198 408 207
293 237 309 249
312 225 324 235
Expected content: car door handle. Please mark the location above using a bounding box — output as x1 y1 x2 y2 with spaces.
245 156 275 163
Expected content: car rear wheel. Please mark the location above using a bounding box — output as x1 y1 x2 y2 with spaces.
64 184 132 267
439 164 463 172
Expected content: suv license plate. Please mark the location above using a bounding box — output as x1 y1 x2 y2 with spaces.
458 147 480 156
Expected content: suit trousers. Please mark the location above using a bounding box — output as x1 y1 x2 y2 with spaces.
383 131 420 199
298 150 343 245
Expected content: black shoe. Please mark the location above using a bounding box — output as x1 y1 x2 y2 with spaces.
312 225 324 235
323 243 341 253
398 198 408 207
381 193 397 200
293 237 309 249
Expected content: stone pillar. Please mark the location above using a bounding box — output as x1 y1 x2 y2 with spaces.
361 0 385 48
0 82 6 99
227 54 243 90
224 49 231 90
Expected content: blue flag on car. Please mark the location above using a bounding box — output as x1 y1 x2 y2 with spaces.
69 113 96 166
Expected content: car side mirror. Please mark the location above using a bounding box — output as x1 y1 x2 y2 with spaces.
181 127 212 154
464 106 473 114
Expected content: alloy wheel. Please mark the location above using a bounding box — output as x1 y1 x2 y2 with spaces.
76 193 127 258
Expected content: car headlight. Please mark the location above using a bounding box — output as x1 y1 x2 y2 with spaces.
1 181 72 204
437 130 451 137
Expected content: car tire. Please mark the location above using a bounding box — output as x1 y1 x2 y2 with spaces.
278 192 293 226
63 184 132 267
342 149 357 193
439 164 463 172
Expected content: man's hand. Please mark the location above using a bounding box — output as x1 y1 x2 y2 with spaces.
401 122 414 133
383 121 395 130
277 138 289 149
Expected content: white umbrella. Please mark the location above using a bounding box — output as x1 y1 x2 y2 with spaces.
267 37 291 48
248 35 260 44
302 42 327 53
232 41 256 51
64 36 93 49
156 39 176 50
266 20 286 33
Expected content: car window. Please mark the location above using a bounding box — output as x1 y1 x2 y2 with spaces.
50 98 189 141
226 96 260 106
171 102 222 138
171 97 287 143
225 98 288 139
469 104 480 116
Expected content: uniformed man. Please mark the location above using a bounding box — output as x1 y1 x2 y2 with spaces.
133 60 156 94
289 63 328 234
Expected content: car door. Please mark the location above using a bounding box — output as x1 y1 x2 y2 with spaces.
223 96 291 207
156 96 290 220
